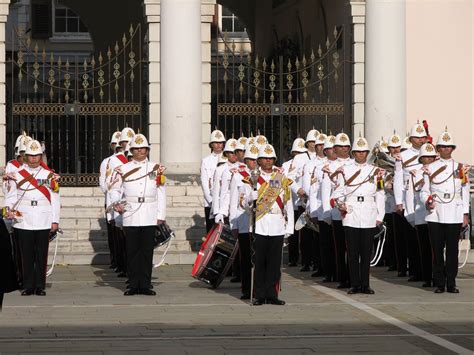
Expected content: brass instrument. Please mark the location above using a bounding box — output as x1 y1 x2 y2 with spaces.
369 142 396 173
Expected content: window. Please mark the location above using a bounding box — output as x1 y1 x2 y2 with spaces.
54 6 87 34
220 7 247 35
31 0 52 39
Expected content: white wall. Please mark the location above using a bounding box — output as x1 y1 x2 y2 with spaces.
406 0 473 164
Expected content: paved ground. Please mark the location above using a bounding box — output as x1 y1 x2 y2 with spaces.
0 263 473 354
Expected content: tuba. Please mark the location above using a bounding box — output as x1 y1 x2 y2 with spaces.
369 142 396 173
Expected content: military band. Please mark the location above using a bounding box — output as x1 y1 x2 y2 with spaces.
0 123 470 304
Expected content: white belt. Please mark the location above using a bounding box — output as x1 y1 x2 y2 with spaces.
433 192 462 200
346 195 375 204
126 196 157 203
19 199 50 206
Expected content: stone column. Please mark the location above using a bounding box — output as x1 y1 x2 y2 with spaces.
365 0 406 145
160 0 202 174
350 1 365 139
0 0 9 167
144 0 161 164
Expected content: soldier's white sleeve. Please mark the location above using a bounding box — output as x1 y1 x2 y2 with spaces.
404 178 415 224
218 170 232 217
200 159 212 206
420 173 431 207
157 185 166 221
109 170 123 205
331 173 345 202
229 177 239 230
211 170 221 216
308 179 320 218
394 160 403 205
462 180 470 214
99 159 108 194
301 162 312 196
375 189 385 222
51 190 60 224
321 173 332 219
5 175 17 209
285 196 294 235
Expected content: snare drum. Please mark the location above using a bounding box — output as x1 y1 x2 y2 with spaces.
191 223 238 288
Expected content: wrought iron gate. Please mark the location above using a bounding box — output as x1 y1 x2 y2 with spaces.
7 24 146 186
213 27 346 162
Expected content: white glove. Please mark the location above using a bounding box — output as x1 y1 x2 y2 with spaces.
283 233 291 247
214 214 224 224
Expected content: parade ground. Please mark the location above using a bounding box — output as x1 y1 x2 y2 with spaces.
0 264 473 354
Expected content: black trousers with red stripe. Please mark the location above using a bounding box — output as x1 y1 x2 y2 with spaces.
319 220 336 280
237 233 252 295
332 220 349 284
393 212 408 273
344 226 375 289
16 228 49 290
428 222 461 289
416 224 433 283
254 234 283 300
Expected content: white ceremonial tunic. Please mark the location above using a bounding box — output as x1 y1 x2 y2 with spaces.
321 157 354 223
394 147 422 225
409 168 429 226
420 158 470 224
332 162 385 228
290 151 316 206
282 158 299 210
109 158 166 227
217 162 241 217
211 161 232 217
99 154 115 221
308 163 327 219
303 156 326 216
5 165 60 230
244 168 294 236
229 166 251 233
3 159 22 195
106 152 129 226
200 152 220 208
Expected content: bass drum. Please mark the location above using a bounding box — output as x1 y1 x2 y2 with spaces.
191 223 238 288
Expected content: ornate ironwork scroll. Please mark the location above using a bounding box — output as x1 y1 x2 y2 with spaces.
7 24 146 186
214 26 346 161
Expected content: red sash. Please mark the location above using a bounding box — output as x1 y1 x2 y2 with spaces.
18 169 51 203
10 159 20 168
115 153 128 164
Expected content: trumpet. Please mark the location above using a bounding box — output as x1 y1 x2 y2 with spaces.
295 212 320 233
369 142 396 173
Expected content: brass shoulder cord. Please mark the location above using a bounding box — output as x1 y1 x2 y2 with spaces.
123 164 161 183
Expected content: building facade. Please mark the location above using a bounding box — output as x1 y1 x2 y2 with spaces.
0 0 472 263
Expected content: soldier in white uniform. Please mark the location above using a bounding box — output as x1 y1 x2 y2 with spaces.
228 144 259 299
332 137 385 295
309 135 337 282
213 138 238 224
383 134 402 272
421 131 470 294
5 140 60 296
394 123 427 281
292 129 320 272
107 127 135 277
243 144 294 305
321 132 353 289
411 143 437 287
201 130 226 232
281 137 306 266
302 132 327 277
99 130 121 270
110 134 166 296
